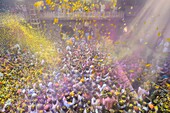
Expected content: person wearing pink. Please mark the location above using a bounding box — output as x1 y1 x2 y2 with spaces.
101 92 117 111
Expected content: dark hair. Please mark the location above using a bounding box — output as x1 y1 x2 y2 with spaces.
53 100 57 105
31 105 35 111
62 106 68 112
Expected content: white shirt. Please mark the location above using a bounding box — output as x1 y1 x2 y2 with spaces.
138 87 149 99
163 42 169 53
100 4 105 12
98 84 107 92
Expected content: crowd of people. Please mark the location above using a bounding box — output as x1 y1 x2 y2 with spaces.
0 34 169 113
35 0 117 13
0 0 170 112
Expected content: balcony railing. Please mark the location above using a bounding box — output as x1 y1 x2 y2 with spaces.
39 11 124 20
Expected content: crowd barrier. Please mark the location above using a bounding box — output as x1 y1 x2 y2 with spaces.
39 11 124 20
